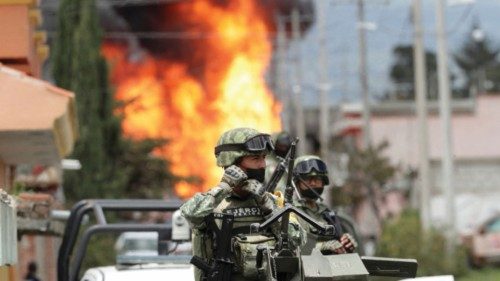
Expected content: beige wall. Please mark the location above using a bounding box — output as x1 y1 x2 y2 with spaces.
371 95 500 167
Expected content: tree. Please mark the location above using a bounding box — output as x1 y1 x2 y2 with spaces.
388 45 438 100
454 23 500 93
331 140 396 224
52 0 174 202
386 44 463 100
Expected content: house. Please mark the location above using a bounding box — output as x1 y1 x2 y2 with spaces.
0 1 78 280
337 94 500 234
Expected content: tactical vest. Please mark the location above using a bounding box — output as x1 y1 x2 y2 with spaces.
214 195 276 279
293 200 333 254
215 195 271 235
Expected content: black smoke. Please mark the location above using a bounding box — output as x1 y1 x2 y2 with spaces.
110 0 315 59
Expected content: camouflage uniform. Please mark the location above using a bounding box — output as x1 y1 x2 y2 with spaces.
293 155 358 255
180 128 305 281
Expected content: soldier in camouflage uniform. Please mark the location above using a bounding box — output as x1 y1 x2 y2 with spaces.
180 128 305 281
292 155 358 255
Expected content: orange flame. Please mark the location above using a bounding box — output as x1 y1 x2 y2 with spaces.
103 0 281 199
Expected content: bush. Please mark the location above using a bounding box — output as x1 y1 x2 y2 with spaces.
376 209 468 277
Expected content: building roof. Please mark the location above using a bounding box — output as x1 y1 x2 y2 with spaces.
0 64 78 164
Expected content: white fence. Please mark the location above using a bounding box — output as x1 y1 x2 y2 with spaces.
0 189 17 266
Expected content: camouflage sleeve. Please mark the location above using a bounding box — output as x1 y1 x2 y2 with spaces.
288 215 307 249
180 184 231 229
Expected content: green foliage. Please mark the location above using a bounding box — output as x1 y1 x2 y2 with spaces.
386 44 461 100
458 267 500 281
332 141 396 209
454 23 500 92
51 0 175 204
119 138 176 198
389 44 438 100
81 234 118 272
377 209 469 277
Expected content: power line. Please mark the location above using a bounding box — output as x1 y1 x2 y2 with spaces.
40 0 187 10
448 4 475 37
45 31 281 41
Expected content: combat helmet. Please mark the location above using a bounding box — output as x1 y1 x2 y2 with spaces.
272 131 292 158
293 155 330 185
215 128 275 167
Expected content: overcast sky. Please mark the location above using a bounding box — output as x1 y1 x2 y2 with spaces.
293 0 500 106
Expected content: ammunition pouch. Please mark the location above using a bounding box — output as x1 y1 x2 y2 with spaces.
233 234 275 279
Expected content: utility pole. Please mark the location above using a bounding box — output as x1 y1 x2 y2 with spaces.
276 14 290 131
317 0 333 207
318 0 330 161
412 0 431 231
435 0 456 258
357 0 371 148
291 7 306 155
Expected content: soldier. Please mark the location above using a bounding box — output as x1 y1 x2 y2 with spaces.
180 127 305 281
265 131 293 193
292 155 358 255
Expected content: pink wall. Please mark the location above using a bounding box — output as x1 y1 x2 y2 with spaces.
371 95 500 167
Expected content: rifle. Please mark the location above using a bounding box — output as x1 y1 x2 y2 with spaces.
190 213 234 281
275 138 298 255
260 138 300 195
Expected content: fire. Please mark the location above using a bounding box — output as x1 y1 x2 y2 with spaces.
102 0 281 199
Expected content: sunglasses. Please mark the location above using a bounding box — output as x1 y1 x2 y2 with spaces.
215 134 275 156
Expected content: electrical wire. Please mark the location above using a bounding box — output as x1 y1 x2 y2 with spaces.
447 4 475 37
40 0 187 10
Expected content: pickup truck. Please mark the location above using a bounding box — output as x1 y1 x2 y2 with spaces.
57 199 194 281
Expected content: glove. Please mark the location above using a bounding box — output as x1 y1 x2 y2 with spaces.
340 233 357 253
221 165 248 188
320 239 347 255
242 179 274 215
241 179 262 196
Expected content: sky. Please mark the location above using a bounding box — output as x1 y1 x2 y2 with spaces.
294 0 500 106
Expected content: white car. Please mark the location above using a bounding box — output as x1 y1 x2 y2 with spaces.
58 200 194 281
80 255 195 281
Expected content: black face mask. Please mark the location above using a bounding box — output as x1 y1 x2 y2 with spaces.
246 168 266 183
301 188 324 200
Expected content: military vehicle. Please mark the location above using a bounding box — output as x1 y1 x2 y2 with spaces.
57 199 418 281
192 203 418 281
57 199 194 281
